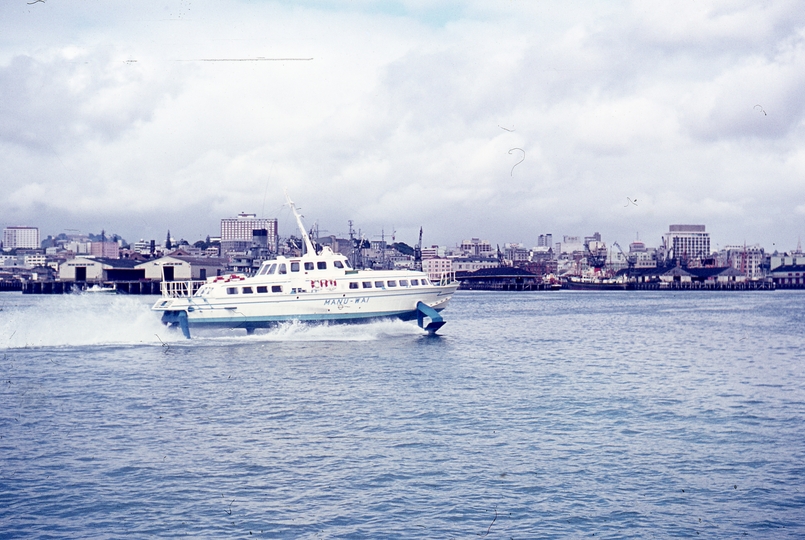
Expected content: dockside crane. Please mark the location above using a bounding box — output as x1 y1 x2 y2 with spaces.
612 241 637 274
584 240 608 271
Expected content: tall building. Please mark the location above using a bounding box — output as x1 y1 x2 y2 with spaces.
629 240 658 268
91 241 120 259
421 245 445 259
664 224 710 264
537 234 553 248
460 238 492 256
220 213 278 253
557 236 584 255
3 226 40 250
724 244 764 280
504 243 530 264
133 239 157 255
584 232 602 244
423 257 453 281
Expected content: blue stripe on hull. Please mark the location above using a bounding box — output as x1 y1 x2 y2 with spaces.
161 308 443 329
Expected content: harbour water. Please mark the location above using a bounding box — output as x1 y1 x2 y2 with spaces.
1 290 804 538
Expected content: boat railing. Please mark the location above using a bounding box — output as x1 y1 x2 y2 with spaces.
160 280 206 298
430 270 457 286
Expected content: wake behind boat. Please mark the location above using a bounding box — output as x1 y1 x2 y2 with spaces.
84 284 117 294
152 195 459 338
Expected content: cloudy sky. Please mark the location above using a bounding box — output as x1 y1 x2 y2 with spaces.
2 0 804 251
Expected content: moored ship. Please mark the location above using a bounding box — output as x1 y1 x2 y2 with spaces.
564 275 633 290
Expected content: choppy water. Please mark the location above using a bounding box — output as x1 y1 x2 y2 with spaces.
1 290 804 538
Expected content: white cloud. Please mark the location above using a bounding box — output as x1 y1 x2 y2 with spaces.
1 0 804 249
680 35 805 141
0 48 181 149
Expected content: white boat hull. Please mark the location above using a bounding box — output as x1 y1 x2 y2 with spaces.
154 283 457 330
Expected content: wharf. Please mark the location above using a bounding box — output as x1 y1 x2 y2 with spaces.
0 281 23 292
457 280 776 291
22 281 162 295
459 282 560 291
631 281 775 291
12 279 782 295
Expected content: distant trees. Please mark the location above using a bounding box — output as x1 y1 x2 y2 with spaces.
193 237 220 252
392 242 414 256
87 232 127 245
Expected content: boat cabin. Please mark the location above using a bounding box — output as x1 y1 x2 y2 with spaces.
193 246 432 298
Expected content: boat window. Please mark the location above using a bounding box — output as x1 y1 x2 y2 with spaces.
257 266 268 276
374 281 384 288
317 261 327 270
411 279 419 286
267 264 277 275
279 264 287 274
290 262 299 272
256 286 268 293
362 282 372 288
399 279 408 286
349 282 359 289
242 287 253 294
304 262 314 270
272 285 282 293
387 280 397 287
422 278 430 285
343 259 352 269
227 287 237 295
333 260 344 269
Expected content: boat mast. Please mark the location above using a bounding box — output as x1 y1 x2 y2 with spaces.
348 219 356 267
285 192 317 256
414 227 423 271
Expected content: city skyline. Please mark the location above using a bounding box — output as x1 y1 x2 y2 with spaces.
2 2 805 249
4 217 803 257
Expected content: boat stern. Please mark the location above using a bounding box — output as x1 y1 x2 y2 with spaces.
160 310 191 339
152 297 193 338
